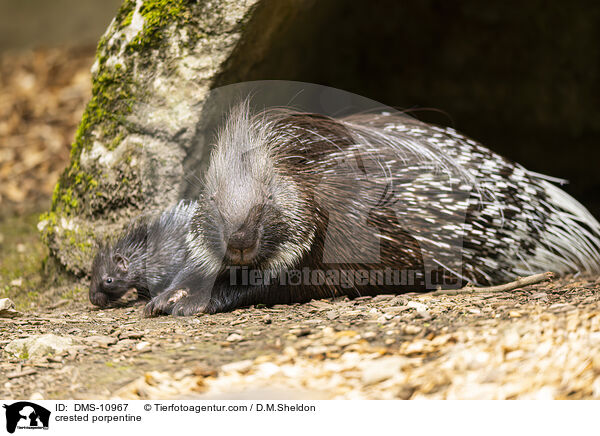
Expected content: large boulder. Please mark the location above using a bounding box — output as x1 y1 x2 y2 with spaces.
39 0 315 275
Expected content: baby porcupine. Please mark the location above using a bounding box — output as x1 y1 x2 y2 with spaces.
90 103 600 316
89 200 198 308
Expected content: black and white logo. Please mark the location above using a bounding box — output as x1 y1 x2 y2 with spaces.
2 402 50 433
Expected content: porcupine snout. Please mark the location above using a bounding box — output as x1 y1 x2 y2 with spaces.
226 228 260 264
224 209 262 265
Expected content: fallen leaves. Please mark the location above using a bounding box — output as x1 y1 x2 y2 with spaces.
0 47 93 215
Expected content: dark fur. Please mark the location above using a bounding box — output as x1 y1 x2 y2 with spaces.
91 105 600 316
89 201 197 307
142 108 463 316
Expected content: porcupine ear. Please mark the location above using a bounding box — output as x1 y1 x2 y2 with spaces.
113 254 129 273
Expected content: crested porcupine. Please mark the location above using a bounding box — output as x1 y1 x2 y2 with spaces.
89 200 198 307
90 102 600 316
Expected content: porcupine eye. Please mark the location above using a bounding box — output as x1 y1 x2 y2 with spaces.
105 278 113 284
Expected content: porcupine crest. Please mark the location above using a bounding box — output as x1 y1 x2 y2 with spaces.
186 102 317 277
187 102 600 291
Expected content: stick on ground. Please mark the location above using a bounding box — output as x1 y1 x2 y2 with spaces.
429 271 555 296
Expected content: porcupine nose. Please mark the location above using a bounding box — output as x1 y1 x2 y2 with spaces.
90 289 109 307
226 229 259 264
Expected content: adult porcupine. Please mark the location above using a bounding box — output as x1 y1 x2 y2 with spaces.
133 102 600 316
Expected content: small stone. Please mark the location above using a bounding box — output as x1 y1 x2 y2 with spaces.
9 278 22 287
5 334 76 360
407 301 431 319
403 325 422 335
389 296 407 305
255 362 280 377
82 335 118 348
192 365 218 377
505 350 525 360
503 330 520 351
404 341 425 354
135 341 151 351
407 301 428 312
396 385 416 400
119 331 144 340
289 328 310 337
29 392 45 401
0 298 20 318
262 315 272 324
326 310 339 320
226 333 243 342
336 335 358 347
221 359 253 374
359 357 406 385
114 339 136 349
283 346 298 358
305 345 329 356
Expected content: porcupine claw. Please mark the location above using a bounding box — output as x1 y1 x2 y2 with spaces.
143 288 207 317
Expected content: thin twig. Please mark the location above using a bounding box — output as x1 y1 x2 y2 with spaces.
429 271 555 296
7 368 37 379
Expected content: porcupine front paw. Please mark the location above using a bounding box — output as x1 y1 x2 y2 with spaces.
143 288 208 317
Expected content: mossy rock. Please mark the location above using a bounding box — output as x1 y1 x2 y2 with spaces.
41 0 310 275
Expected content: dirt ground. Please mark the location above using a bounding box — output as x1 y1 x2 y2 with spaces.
1 274 600 400
1 47 600 400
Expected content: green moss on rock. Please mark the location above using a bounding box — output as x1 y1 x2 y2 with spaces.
41 0 263 275
50 0 196 220
129 0 192 51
